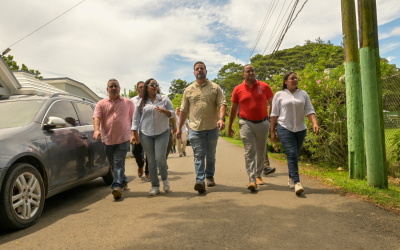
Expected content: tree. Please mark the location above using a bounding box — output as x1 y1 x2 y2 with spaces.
213 62 244 103
171 93 183 109
2 55 43 79
168 78 189 100
250 40 345 81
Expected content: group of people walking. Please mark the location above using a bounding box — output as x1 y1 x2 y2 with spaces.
93 61 318 200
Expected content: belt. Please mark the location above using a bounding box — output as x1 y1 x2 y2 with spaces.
240 117 268 124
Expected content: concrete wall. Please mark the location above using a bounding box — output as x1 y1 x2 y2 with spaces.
65 84 96 101
0 78 11 95
50 82 66 91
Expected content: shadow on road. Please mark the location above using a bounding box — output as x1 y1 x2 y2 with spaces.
0 176 134 241
121 198 400 249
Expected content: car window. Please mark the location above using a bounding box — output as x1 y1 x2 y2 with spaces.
75 102 94 125
44 101 80 127
0 100 44 129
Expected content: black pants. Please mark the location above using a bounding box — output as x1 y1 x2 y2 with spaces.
132 142 149 174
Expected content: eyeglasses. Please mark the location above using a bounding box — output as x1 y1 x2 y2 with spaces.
148 84 159 88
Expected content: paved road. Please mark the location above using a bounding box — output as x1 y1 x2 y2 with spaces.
1 138 400 249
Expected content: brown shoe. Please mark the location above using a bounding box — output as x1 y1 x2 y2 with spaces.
138 167 144 177
122 182 128 191
194 182 206 193
112 187 122 200
145 173 151 182
247 183 257 191
206 177 215 187
256 177 264 185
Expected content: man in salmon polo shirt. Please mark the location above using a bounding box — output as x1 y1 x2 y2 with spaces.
227 65 274 191
93 78 135 200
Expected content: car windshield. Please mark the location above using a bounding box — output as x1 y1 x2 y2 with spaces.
0 100 45 129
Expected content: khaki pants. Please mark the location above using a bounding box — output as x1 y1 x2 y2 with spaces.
177 132 188 154
239 119 270 184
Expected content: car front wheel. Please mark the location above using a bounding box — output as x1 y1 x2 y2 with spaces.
0 163 45 230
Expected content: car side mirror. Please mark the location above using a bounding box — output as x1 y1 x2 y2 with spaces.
43 116 66 130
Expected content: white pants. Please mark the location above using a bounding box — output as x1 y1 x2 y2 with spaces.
177 132 188 154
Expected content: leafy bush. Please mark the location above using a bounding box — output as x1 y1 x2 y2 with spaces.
266 45 347 165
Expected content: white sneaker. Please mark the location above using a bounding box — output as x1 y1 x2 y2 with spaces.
149 187 160 196
294 183 304 195
288 178 295 189
163 179 170 192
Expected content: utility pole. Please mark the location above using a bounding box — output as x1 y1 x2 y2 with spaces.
341 0 365 179
358 0 388 188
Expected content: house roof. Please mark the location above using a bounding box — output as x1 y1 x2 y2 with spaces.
41 77 102 102
0 57 22 94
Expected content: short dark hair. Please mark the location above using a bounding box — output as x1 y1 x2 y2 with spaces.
193 61 206 70
136 81 144 88
107 78 119 87
243 64 254 73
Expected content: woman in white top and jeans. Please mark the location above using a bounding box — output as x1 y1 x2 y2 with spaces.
131 78 175 196
270 71 319 195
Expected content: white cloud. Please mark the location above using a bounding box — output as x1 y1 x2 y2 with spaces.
0 0 399 95
380 26 400 39
380 43 400 54
387 56 396 62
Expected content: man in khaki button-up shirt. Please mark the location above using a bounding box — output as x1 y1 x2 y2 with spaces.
176 61 227 193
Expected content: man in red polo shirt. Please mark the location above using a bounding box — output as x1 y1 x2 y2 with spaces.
227 64 274 191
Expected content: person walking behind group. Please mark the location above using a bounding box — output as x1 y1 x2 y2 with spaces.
270 71 319 195
131 78 175 196
176 61 227 193
131 81 150 181
93 78 135 200
166 117 177 159
228 65 274 191
175 107 189 157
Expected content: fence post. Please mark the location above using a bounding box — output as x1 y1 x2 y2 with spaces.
358 0 388 188
341 0 365 179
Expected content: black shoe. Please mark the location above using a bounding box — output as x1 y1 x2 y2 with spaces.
263 167 276 175
206 177 215 187
194 182 206 193
183 152 186 156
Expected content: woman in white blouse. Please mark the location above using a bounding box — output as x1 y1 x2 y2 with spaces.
270 71 319 195
131 78 175 196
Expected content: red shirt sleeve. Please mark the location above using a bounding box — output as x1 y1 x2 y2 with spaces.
264 83 274 100
231 85 239 104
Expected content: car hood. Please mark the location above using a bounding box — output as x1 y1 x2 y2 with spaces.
0 124 36 141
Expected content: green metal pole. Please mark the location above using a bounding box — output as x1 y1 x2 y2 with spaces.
358 0 388 188
341 0 365 179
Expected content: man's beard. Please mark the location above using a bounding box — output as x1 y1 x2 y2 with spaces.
196 73 206 79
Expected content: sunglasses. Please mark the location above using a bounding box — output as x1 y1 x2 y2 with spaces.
148 84 159 88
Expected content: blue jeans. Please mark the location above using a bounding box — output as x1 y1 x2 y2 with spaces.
276 124 307 184
140 129 170 187
188 127 219 183
104 141 130 189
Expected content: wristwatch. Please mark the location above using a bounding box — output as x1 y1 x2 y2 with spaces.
219 118 225 122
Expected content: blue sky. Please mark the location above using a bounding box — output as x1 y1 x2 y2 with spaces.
0 0 399 96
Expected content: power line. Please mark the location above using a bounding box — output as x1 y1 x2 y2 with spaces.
257 0 309 80
248 0 279 60
262 0 293 56
2 0 86 52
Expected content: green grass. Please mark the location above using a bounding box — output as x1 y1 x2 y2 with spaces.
222 136 244 148
222 136 400 213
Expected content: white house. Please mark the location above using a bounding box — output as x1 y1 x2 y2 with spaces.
0 57 101 102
